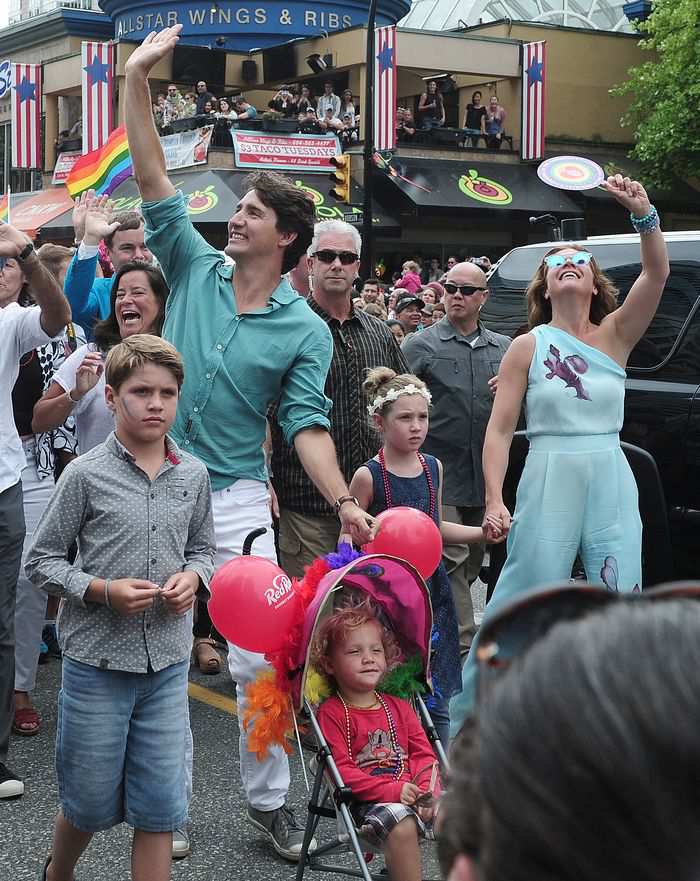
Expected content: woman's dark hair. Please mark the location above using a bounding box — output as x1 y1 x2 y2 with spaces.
242 170 316 274
439 599 700 881
93 262 169 352
471 90 482 104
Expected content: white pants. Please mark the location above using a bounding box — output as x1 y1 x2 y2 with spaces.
14 441 54 693
214 479 290 812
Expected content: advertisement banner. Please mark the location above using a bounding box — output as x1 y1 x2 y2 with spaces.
52 151 82 185
231 132 340 172
161 126 213 171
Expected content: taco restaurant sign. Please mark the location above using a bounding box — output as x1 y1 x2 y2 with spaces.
100 0 410 49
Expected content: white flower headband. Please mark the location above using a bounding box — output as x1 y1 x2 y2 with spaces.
367 384 432 417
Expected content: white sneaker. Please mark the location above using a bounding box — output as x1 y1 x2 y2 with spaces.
0 763 24 799
172 827 191 859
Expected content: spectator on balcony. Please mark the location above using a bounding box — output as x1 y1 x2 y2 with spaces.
233 95 257 120
486 95 507 149
163 83 185 126
201 99 218 118
297 84 315 115
68 117 82 139
152 94 167 128
182 92 197 117
421 257 443 285
216 98 238 121
340 113 358 148
195 80 215 114
417 80 445 130
54 130 71 155
318 106 343 134
269 87 298 118
463 90 487 147
317 81 341 120
299 107 320 133
340 89 356 119
396 107 416 143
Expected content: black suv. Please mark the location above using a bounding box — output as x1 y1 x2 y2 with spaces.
482 232 700 579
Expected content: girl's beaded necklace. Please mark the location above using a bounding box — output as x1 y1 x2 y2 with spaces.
378 447 436 520
337 691 405 780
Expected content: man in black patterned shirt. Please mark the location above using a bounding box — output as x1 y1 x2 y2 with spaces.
270 221 407 577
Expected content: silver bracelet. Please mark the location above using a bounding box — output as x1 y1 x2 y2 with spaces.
104 578 112 609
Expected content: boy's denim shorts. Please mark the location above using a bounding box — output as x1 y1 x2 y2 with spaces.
56 657 189 833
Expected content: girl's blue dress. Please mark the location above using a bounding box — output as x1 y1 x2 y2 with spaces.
365 455 462 700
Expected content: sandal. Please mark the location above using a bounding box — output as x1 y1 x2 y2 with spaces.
13 705 40 736
192 637 222 675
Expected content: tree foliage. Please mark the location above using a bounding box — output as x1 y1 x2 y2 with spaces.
612 0 700 188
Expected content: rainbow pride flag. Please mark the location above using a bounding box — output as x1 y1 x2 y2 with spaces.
0 192 8 222
66 125 132 198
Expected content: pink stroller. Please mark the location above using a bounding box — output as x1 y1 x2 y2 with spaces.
281 552 449 881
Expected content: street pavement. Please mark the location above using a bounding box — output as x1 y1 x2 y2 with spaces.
0 586 488 881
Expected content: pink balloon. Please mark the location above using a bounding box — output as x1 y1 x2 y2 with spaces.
208 555 299 653
363 507 442 579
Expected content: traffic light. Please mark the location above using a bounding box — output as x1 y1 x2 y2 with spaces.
329 155 351 203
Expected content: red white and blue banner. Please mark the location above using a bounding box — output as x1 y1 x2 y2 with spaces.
11 63 42 169
521 40 547 161
374 25 397 153
81 41 114 155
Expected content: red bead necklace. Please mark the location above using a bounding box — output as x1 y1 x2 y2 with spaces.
378 447 436 520
337 691 405 780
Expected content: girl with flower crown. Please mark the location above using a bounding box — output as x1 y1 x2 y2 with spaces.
349 367 500 746
313 594 441 881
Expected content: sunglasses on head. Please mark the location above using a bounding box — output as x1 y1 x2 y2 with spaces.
443 282 484 296
476 582 700 696
543 251 593 269
314 250 360 265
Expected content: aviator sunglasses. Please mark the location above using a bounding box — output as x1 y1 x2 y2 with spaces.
443 282 485 296
543 251 593 269
314 249 360 265
476 581 700 700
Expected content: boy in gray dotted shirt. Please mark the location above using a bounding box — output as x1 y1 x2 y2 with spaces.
26 335 215 881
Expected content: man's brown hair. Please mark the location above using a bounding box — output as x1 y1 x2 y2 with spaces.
105 334 184 392
103 211 145 251
35 243 75 281
241 171 316 274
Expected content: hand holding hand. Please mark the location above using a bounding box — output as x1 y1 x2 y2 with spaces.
83 203 119 247
601 175 651 218
160 570 199 616
108 578 160 616
339 503 377 546
73 350 104 399
125 25 183 77
483 503 511 542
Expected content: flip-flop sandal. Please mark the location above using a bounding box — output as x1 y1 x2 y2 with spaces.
13 705 40 736
41 855 76 881
192 638 222 675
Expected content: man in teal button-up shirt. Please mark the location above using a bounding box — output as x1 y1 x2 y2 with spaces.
124 24 376 862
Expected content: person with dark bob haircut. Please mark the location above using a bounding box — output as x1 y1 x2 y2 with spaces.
450 175 669 731
122 22 378 861
440 595 700 881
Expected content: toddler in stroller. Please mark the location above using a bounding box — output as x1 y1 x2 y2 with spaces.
312 593 441 881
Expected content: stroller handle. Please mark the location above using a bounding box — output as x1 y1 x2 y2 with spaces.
242 527 268 556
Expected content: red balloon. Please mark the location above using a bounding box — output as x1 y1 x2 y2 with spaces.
363 507 443 579
208 555 299 653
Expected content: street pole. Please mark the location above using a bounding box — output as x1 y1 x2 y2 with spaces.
361 0 378 281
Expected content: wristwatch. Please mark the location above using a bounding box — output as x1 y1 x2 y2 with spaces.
16 242 34 263
334 494 360 514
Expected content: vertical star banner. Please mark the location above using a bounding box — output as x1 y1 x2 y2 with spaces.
81 41 114 155
11 63 42 169
521 41 547 161
374 26 397 153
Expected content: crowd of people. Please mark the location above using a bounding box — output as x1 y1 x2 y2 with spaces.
0 22 677 881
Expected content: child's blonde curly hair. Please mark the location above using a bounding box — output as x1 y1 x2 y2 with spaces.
311 592 403 681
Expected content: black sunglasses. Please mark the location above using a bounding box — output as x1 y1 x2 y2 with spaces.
314 249 360 265
443 282 484 296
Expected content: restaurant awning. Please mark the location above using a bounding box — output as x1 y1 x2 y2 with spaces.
42 169 399 234
6 188 75 235
373 158 583 217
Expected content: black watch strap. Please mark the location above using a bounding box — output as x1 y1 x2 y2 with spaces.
17 242 34 263
335 494 359 514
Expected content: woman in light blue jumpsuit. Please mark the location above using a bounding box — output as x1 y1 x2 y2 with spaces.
450 176 670 733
